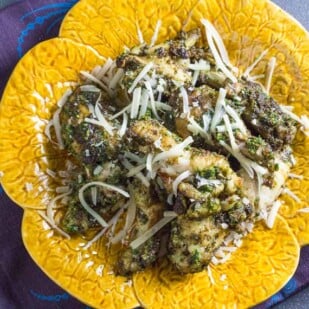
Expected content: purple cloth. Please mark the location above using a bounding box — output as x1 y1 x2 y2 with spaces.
0 1 308 308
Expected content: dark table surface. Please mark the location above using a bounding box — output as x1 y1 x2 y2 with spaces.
0 0 308 308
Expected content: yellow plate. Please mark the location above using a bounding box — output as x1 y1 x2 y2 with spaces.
59 0 309 245
0 0 307 307
22 209 299 308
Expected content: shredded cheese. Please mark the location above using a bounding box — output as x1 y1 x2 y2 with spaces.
38 210 70 239
110 199 136 244
282 188 301 203
80 70 111 94
145 81 160 119
130 87 142 119
207 265 215 285
288 173 303 180
265 57 276 94
127 164 146 177
122 158 150 187
180 86 190 116
118 112 128 137
243 49 268 78
136 21 144 44
94 100 114 135
201 19 237 83
172 170 192 196
128 62 154 93
79 182 130 227
130 215 176 250
108 68 124 90
138 89 150 118
210 88 227 132
150 20 162 47
266 200 282 228
298 208 309 213
187 117 211 141
52 108 64 149
153 136 193 164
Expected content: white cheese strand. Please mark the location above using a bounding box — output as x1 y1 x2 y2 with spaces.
118 112 128 137
243 49 268 78
224 105 247 135
145 81 160 119
265 57 276 94
130 215 176 250
153 136 194 164
130 87 142 119
211 88 227 132
150 20 162 47
201 19 237 83
128 62 154 93
122 158 150 187
172 170 192 196
108 68 124 90
180 86 190 116
187 117 211 141
110 198 136 244
266 200 282 228
127 163 146 177
138 89 150 118
38 211 70 239
52 108 64 149
136 21 144 44
80 70 111 94
78 182 130 227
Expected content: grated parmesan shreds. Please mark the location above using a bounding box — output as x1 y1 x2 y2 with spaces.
224 105 247 135
38 210 70 239
288 173 303 180
210 88 227 132
266 200 282 228
84 202 128 250
57 89 73 108
52 108 65 149
122 158 150 187
150 20 162 47
187 117 211 141
265 57 276 94
110 199 136 244
172 170 192 196
136 20 144 44
110 104 131 120
108 68 124 90
201 19 237 83
139 89 150 118
126 163 146 177
47 190 73 225
78 182 130 228
298 208 309 213
207 265 215 285
153 136 194 164
243 49 268 78
130 87 142 119
25 182 33 192
118 113 128 137
282 188 301 203
130 215 176 250
145 81 160 119
128 62 154 93
80 71 111 95
180 86 190 115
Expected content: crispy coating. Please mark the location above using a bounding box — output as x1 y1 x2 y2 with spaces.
60 85 121 168
116 180 164 276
